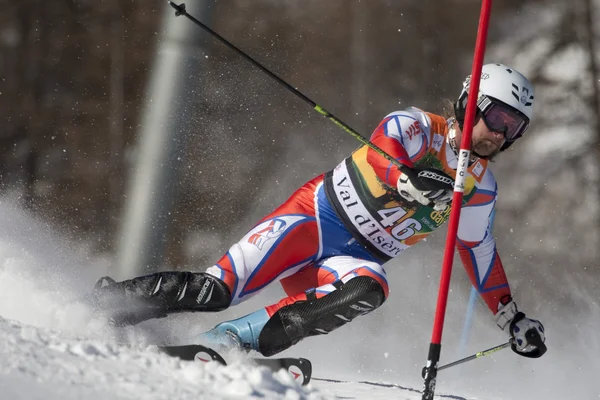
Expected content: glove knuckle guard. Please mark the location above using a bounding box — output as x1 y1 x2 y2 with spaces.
397 167 453 208
496 301 547 359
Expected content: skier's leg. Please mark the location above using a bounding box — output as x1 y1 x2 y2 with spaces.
199 177 326 311
198 256 388 356
187 211 320 349
259 257 388 356
204 210 320 307
92 272 232 326
93 175 324 325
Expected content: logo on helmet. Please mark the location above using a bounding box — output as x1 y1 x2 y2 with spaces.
463 72 489 89
520 87 531 106
512 84 533 107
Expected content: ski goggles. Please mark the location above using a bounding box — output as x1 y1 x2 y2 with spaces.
477 96 530 142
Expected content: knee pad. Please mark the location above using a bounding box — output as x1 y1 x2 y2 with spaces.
258 276 385 356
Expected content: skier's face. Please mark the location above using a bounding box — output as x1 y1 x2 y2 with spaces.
470 115 506 157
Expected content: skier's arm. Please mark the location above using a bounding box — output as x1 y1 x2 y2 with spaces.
456 186 512 314
458 184 547 358
367 110 431 186
365 110 453 209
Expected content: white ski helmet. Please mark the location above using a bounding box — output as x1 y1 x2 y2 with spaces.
454 63 534 152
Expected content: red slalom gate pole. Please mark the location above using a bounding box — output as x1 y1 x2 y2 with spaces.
421 1 493 399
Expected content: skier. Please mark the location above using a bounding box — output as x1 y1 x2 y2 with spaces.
94 63 546 359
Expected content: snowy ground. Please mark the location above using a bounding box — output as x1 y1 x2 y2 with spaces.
0 315 469 400
0 316 321 400
0 198 469 400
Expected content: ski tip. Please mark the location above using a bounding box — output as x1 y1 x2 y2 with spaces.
296 358 312 386
159 344 227 365
253 357 312 386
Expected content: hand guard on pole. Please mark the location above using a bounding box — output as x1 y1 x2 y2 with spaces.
397 167 454 211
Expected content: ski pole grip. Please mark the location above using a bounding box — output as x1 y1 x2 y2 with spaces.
169 2 186 16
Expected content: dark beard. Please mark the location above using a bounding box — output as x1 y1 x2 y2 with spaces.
471 138 503 161
472 147 500 161
449 131 501 162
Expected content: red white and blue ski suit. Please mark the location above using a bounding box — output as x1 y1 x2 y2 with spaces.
206 107 511 319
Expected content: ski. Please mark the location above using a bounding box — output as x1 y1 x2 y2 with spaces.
158 344 312 386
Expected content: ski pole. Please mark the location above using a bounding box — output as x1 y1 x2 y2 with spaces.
435 340 512 374
435 327 546 374
167 1 409 174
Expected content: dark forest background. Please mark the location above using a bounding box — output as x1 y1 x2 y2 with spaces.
0 0 550 266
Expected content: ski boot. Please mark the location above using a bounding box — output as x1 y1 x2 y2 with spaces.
196 309 269 353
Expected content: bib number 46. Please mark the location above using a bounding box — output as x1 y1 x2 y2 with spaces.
377 207 422 241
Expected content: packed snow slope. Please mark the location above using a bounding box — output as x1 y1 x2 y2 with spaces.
2 311 474 400
0 316 322 400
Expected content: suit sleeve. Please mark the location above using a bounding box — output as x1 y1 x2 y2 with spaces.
367 111 431 186
456 182 512 314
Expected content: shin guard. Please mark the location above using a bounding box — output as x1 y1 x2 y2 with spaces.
93 272 231 325
258 276 385 356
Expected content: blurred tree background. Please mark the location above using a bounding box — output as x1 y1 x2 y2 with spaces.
0 1 598 397
0 0 548 264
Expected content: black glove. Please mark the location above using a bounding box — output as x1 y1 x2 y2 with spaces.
396 167 454 210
